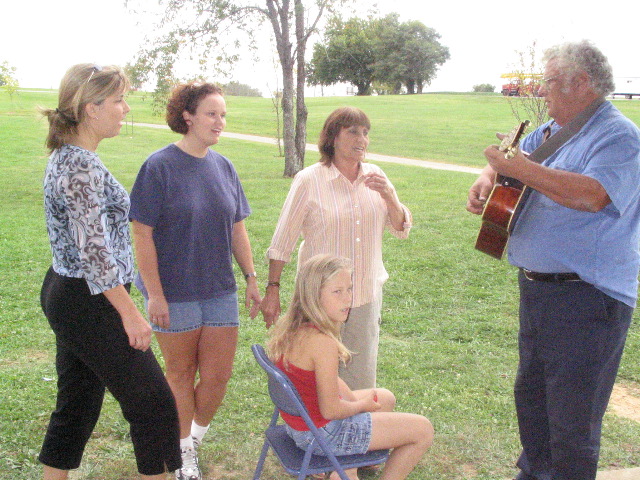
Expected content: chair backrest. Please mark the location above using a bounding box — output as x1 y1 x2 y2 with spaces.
252 344 311 419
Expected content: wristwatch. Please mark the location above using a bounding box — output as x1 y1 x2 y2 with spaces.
244 271 257 280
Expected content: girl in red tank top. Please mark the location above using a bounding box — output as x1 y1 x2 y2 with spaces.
266 254 434 480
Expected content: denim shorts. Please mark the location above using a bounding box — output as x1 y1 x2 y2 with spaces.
286 412 372 456
149 292 239 333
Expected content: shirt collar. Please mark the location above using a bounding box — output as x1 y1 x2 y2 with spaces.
326 161 371 182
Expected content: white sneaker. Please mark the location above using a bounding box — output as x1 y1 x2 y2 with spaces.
175 447 202 480
192 436 201 450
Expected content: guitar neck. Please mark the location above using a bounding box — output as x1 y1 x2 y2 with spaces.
496 174 524 190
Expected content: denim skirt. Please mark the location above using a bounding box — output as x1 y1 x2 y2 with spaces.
286 412 372 456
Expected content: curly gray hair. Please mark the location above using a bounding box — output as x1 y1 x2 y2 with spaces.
543 40 615 96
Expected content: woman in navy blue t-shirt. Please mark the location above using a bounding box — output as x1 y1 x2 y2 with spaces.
130 82 261 480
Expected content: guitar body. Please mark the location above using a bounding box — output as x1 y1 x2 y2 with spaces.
474 121 530 259
475 181 527 259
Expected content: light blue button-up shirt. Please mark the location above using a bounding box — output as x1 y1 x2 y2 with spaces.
508 101 640 307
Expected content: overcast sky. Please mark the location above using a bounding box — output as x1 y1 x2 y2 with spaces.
2 0 639 95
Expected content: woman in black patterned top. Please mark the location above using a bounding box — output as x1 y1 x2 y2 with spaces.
39 64 181 480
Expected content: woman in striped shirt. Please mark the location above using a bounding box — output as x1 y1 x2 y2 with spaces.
261 107 412 390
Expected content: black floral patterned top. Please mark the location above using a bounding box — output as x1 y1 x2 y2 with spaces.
43 144 134 294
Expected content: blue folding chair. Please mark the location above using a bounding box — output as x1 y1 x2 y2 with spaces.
251 344 389 480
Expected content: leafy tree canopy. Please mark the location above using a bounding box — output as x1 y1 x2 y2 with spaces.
307 16 376 95
127 0 346 176
473 83 496 93
308 13 450 95
222 80 262 96
0 61 19 98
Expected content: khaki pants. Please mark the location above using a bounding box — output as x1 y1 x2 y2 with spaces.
339 296 382 390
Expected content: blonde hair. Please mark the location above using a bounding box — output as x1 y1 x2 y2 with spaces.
267 254 352 364
41 63 130 152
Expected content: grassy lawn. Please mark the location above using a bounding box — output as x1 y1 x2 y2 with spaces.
13 88 640 168
0 90 638 479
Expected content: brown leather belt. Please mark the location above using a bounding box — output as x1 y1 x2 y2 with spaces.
522 269 581 282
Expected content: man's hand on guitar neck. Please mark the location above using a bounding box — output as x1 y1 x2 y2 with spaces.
485 141 530 178
467 123 534 216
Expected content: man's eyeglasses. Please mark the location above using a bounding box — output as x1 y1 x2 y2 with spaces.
540 73 563 87
85 64 103 84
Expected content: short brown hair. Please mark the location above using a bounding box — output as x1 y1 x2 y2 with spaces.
166 82 223 134
318 107 371 165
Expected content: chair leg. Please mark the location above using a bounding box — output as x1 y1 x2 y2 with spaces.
298 447 315 480
253 440 271 480
254 408 281 479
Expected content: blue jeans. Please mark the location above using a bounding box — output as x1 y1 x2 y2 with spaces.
514 270 632 480
149 291 239 332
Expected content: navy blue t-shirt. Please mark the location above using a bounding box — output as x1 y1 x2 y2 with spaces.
129 144 251 302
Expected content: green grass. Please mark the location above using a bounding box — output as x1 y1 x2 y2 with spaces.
13 88 640 168
1 90 638 479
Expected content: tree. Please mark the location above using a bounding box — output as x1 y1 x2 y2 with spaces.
505 41 548 128
473 83 495 93
371 15 449 94
307 16 375 95
124 59 150 91
222 81 262 96
0 61 19 99
128 0 341 177
307 14 449 95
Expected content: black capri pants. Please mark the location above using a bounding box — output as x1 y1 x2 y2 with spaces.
39 267 181 475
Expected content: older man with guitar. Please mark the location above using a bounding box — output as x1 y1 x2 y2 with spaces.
467 41 640 480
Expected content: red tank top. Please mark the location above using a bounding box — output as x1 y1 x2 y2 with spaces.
276 358 330 431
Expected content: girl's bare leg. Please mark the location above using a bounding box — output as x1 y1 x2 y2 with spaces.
329 468 358 480
327 388 397 480
368 412 434 480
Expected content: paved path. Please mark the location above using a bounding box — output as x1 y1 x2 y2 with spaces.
597 467 640 480
135 122 639 480
133 123 484 175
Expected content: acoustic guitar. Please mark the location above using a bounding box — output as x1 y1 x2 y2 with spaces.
475 120 530 259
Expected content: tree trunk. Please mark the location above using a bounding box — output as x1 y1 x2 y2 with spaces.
265 0 326 177
266 0 302 178
291 0 307 177
282 60 300 177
